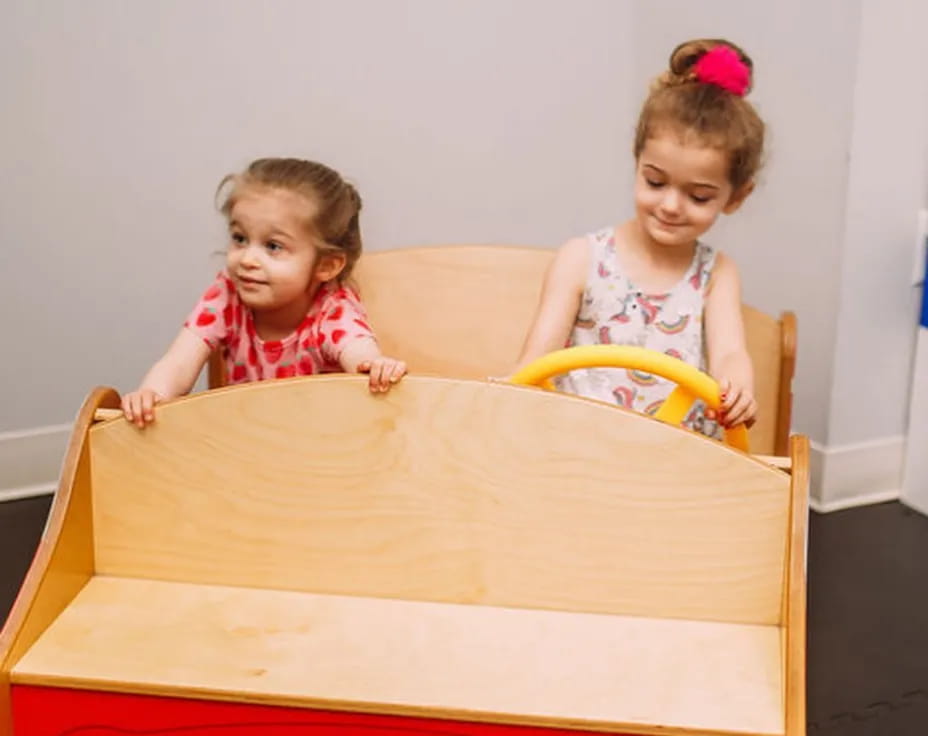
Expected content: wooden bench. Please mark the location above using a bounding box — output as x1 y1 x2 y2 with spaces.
1 375 808 735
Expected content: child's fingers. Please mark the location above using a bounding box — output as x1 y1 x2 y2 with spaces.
389 361 407 383
718 377 732 404
724 394 755 428
130 395 147 428
122 394 136 422
366 363 379 391
377 363 391 391
130 395 144 427
721 384 741 413
122 390 160 428
368 360 388 392
358 358 405 392
141 391 158 424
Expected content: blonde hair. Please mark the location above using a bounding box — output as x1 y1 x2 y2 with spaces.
634 39 765 193
217 158 363 280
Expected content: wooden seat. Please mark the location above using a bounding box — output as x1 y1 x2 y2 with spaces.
12 576 785 735
209 246 797 455
1 377 808 736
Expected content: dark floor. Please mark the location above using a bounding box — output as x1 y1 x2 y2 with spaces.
0 494 52 629
806 501 928 734
2 497 927 734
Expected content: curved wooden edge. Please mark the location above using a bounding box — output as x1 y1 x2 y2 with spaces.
0 386 121 731
775 312 798 457
93 408 123 422
783 434 809 736
754 454 792 472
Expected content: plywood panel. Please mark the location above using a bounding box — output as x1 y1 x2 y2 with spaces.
13 576 785 736
91 377 789 625
355 245 552 380
742 305 784 456
0 387 120 732
784 436 809 735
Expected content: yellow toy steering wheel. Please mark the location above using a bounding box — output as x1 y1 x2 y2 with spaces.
508 345 750 452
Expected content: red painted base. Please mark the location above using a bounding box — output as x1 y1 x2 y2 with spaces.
11 686 634 736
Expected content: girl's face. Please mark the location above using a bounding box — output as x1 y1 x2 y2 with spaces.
634 130 747 249
225 187 343 312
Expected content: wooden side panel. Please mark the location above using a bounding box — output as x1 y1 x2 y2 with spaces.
0 387 120 732
90 376 789 625
775 313 798 457
783 436 809 736
741 306 783 456
355 245 552 380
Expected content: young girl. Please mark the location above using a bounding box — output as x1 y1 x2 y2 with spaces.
516 39 764 434
123 157 407 428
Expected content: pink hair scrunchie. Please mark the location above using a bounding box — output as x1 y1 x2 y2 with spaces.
693 46 750 96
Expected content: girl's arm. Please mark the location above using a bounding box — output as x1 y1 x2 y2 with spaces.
122 328 211 427
512 237 588 371
339 338 407 393
704 253 756 428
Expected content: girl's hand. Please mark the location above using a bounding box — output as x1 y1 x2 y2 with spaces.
357 357 407 393
122 328 211 429
122 389 164 429
713 377 757 429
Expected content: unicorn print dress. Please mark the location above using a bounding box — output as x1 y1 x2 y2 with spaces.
555 227 722 438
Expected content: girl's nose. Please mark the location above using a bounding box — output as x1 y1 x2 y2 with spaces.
660 189 682 214
239 244 261 268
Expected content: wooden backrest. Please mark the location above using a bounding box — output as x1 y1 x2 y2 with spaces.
354 246 796 455
209 246 796 455
354 246 551 380
89 376 791 626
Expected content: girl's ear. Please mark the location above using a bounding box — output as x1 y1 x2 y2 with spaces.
723 181 755 214
314 251 347 283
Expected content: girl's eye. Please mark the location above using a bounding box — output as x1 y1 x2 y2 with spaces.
265 241 284 254
690 194 712 204
645 178 665 189
230 232 246 246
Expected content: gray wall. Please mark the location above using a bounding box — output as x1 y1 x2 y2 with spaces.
3 0 639 432
3 1 926 497
826 0 928 447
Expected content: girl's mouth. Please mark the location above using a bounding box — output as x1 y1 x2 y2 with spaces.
237 275 268 287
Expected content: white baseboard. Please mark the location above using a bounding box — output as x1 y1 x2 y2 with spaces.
0 483 57 503
810 435 904 513
0 424 70 501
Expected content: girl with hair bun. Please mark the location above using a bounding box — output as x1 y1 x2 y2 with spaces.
516 39 765 435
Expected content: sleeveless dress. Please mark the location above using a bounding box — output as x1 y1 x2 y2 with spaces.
555 227 722 438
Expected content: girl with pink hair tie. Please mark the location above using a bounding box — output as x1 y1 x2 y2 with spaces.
515 39 766 437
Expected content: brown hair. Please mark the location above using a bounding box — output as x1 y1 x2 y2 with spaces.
634 39 765 193
217 158 363 280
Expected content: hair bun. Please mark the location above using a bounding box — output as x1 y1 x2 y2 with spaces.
693 46 751 96
658 39 754 95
